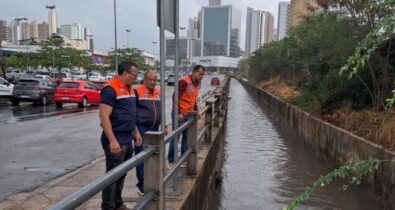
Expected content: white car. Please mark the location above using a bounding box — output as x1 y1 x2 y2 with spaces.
0 77 14 98
105 72 116 80
88 72 105 81
5 69 23 79
71 72 87 80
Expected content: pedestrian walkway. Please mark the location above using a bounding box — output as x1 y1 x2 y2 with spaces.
0 126 217 210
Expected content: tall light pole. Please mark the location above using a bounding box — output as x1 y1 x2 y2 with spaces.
180 26 186 37
126 29 131 49
113 0 118 70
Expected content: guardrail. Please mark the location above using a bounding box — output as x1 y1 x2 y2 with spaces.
48 78 230 210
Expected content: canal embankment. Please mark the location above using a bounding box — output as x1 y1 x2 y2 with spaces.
240 79 395 209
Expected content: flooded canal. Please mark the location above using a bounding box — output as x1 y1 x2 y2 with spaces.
214 79 381 210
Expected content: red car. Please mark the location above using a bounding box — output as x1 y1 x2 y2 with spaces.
211 77 220 86
55 80 100 108
92 80 109 90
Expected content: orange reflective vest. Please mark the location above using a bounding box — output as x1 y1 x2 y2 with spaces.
106 76 137 133
135 85 161 128
179 75 199 115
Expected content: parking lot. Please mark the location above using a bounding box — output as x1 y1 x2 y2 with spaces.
0 74 223 201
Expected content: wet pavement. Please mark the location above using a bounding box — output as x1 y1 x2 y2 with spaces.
214 79 381 210
0 75 221 201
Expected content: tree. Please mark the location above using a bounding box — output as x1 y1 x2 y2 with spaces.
106 48 154 71
37 34 94 73
5 54 29 70
339 0 395 110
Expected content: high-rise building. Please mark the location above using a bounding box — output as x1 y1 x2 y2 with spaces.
278 1 291 39
290 0 318 26
209 0 221 6
244 8 274 56
0 20 6 42
20 21 31 41
166 37 201 61
59 24 75 39
187 17 200 39
29 21 39 39
201 5 241 57
60 23 84 40
5 26 14 43
84 27 90 40
38 22 49 40
48 7 57 34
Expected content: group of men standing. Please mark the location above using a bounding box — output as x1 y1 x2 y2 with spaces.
99 60 205 210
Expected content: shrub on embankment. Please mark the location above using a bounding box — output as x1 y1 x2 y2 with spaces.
245 0 395 150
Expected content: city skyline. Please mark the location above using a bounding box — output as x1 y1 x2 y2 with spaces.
0 0 285 53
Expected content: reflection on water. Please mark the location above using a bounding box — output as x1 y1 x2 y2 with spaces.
215 79 381 210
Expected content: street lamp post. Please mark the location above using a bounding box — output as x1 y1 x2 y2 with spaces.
126 29 131 49
113 0 118 70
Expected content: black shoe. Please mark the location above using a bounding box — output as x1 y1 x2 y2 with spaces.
136 184 144 195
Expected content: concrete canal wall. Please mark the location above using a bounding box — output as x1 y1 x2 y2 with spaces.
240 79 395 209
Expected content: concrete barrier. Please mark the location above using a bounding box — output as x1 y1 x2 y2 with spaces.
240 79 395 209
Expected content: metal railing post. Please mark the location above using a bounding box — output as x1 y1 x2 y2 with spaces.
143 131 165 210
214 94 220 127
186 111 198 175
205 100 213 143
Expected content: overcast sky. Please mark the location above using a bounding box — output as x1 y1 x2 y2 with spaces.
1 0 285 52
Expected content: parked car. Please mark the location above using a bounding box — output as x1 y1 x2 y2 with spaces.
88 72 105 81
71 72 87 80
211 77 220 86
5 69 23 79
55 80 101 108
92 80 109 90
35 71 51 80
0 77 14 99
105 72 116 80
11 79 56 106
166 74 175 86
50 72 72 85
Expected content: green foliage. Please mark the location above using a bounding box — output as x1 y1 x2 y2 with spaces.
289 13 362 85
37 35 92 72
248 13 364 111
338 0 395 110
285 156 382 210
5 54 29 69
106 48 154 71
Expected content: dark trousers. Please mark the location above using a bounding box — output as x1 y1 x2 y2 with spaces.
135 125 159 190
167 112 189 163
101 143 133 210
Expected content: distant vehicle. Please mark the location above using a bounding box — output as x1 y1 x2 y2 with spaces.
71 72 87 80
210 77 220 86
55 80 101 108
51 72 72 85
105 72 116 80
35 71 51 80
88 72 105 81
11 78 56 106
5 69 23 79
166 74 175 86
0 77 14 98
92 80 109 90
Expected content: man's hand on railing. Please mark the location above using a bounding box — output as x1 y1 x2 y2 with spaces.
176 114 184 121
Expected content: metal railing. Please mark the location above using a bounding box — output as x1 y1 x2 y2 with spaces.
48 78 230 210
